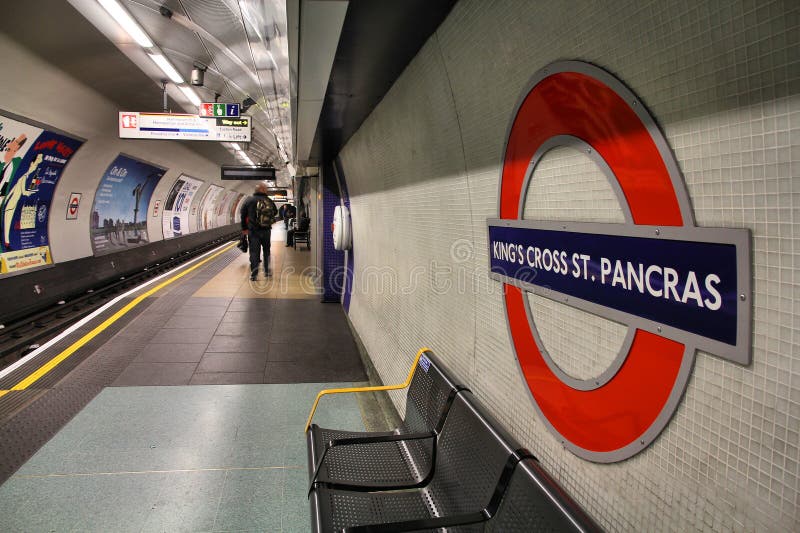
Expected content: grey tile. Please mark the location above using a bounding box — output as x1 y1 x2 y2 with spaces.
264 361 367 383
182 297 232 307
206 335 269 353
196 352 268 373
221 310 275 324
134 343 207 363
215 321 273 337
267 325 357 344
172 306 227 318
189 372 265 385
111 363 197 386
267 342 342 362
163 316 222 329
227 299 275 313
150 327 216 344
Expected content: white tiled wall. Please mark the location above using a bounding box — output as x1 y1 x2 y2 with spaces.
339 0 799 530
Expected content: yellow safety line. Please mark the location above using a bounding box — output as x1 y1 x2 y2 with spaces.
304 346 432 433
0 243 237 399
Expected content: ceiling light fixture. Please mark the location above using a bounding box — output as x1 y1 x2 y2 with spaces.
97 0 153 48
178 85 202 106
149 54 184 84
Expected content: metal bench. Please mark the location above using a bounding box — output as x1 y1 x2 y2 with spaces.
306 350 602 532
305 349 467 493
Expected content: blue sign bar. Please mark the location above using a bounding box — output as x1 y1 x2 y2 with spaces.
488 222 742 346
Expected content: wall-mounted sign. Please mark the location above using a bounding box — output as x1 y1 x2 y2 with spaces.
152 199 160 217
66 192 81 220
118 112 251 142
493 61 752 463
0 113 84 275
488 221 749 360
198 103 240 118
221 165 276 180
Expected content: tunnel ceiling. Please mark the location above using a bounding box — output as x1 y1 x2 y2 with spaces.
0 0 457 180
0 0 293 186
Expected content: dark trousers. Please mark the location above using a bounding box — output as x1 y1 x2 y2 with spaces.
248 228 271 275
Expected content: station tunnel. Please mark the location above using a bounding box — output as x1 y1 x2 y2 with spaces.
0 1 797 531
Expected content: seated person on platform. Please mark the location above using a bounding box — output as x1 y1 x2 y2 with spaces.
282 203 296 229
286 215 310 246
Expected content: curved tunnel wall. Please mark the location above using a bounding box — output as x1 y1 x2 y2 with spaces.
0 33 248 316
339 1 798 531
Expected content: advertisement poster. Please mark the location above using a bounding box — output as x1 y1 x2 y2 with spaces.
90 154 165 255
233 194 247 224
162 174 203 239
0 114 84 275
215 189 237 227
229 193 244 225
197 184 223 230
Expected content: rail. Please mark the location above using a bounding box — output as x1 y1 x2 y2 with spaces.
303 346 431 433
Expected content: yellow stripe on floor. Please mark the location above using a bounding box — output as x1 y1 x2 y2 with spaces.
0 243 237 399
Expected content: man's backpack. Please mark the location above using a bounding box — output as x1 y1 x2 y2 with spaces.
254 197 276 228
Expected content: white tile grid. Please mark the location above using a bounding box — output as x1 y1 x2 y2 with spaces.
341 35 477 413
342 0 800 530
521 147 628 380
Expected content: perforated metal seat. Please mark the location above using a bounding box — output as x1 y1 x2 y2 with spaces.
310 392 602 533
307 352 465 491
311 393 512 532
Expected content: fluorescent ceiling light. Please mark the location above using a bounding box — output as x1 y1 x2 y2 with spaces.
178 85 202 106
230 143 242 152
287 163 296 176
98 0 153 48
149 54 184 84
239 153 255 166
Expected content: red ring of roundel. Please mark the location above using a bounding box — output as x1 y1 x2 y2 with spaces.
500 69 687 455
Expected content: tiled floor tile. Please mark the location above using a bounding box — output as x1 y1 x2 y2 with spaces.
134 343 208 363
196 352 268 373
140 470 226 532
206 335 269 353
212 468 284 531
214 321 273 337
221 310 275 324
172 306 228 318
189 372 265 385
163 316 222 330
150 327 216 344
111 363 198 386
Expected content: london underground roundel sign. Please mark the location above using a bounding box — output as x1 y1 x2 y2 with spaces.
488 61 752 462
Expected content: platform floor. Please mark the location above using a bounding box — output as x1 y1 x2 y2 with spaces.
0 384 365 532
0 226 377 532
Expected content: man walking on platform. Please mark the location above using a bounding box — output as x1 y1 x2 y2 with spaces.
240 183 277 280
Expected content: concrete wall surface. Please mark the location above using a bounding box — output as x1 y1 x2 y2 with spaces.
339 1 799 531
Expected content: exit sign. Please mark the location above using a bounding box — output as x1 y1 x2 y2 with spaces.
199 103 240 118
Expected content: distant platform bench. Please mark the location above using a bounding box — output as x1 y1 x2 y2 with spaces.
305 349 602 532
